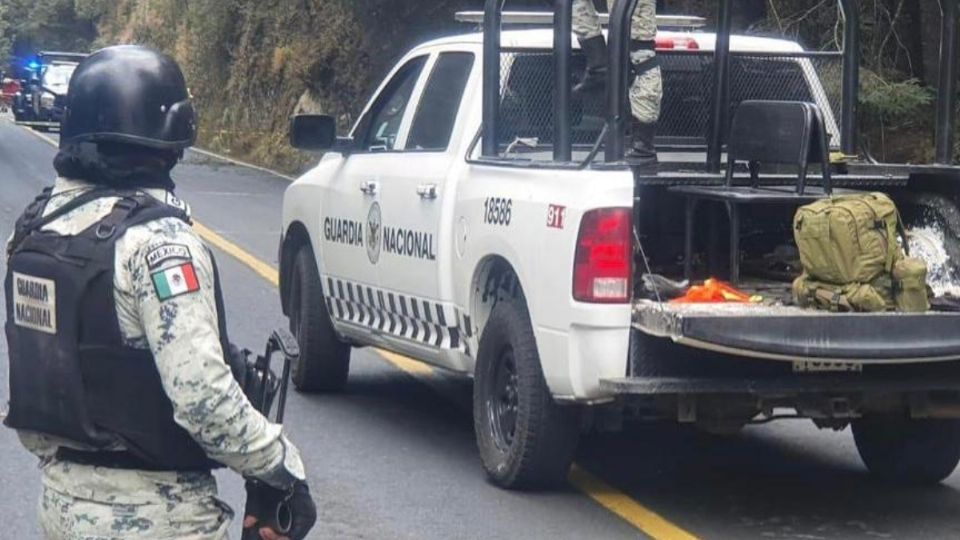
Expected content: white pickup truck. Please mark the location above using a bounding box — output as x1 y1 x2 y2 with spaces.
280 15 960 489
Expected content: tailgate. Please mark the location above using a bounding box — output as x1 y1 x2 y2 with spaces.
634 300 960 363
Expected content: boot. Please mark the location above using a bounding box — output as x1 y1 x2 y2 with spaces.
627 120 659 174
573 36 608 96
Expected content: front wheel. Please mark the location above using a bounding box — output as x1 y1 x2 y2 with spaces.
852 416 960 485
473 300 580 490
288 246 351 392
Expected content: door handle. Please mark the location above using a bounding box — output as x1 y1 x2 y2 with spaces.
360 180 379 196
417 183 438 200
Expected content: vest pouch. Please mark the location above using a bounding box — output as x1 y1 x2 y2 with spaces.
846 282 890 313
79 345 215 471
793 274 888 313
893 257 931 313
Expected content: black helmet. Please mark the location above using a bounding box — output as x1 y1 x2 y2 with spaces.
60 45 196 151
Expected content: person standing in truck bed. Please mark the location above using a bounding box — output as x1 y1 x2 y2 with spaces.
572 0 662 171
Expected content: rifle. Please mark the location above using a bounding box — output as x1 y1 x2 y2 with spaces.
240 328 298 540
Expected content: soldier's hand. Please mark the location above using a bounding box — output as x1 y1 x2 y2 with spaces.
243 515 288 540
244 480 317 540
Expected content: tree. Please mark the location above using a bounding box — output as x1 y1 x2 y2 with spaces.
0 0 98 72
0 3 12 69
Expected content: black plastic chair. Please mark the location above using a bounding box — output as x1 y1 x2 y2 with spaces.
724 100 833 194
669 100 836 284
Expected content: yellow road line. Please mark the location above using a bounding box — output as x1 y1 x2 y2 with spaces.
569 466 700 540
14 121 699 540
15 122 60 147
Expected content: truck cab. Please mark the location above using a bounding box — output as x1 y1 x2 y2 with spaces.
280 3 960 490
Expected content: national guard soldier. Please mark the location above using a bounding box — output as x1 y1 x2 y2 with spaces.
4 45 317 540
572 0 662 170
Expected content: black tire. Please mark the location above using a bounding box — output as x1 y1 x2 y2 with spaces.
288 246 350 392
630 330 689 377
852 416 960 485
473 300 580 490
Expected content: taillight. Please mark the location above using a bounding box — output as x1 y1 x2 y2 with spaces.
573 208 633 304
655 36 700 50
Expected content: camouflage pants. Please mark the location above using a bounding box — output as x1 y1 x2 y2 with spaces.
571 0 662 123
39 485 232 540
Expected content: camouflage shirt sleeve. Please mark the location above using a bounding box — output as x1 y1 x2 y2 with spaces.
118 218 306 487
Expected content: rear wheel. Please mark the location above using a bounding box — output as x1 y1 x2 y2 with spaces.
288 246 350 392
852 416 960 485
473 300 580 489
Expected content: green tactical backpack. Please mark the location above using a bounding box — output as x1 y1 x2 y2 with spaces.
793 193 930 313
793 192 903 284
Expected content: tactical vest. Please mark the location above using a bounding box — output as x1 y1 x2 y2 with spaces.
4 188 232 472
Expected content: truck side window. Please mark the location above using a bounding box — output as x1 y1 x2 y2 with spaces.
406 52 476 152
358 56 428 152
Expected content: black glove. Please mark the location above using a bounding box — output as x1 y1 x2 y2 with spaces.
243 480 317 540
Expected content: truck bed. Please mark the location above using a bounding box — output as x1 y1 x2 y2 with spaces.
633 300 960 363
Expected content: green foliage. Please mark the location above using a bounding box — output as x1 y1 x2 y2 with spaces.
0 0 97 69
74 0 113 20
66 0 471 173
0 4 11 67
857 70 935 162
860 70 933 124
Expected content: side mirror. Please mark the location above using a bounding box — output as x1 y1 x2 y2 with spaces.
290 114 349 152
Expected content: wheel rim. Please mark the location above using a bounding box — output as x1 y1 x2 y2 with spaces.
487 348 519 452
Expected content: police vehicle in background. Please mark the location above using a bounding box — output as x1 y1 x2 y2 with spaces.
280 5 960 490
13 52 86 130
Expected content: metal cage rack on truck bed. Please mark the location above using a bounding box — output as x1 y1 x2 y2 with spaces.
475 0 960 188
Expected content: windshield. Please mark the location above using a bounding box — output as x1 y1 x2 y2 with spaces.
42 63 77 89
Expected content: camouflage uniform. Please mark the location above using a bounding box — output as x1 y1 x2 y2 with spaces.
13 177 306 539
572 0 662 124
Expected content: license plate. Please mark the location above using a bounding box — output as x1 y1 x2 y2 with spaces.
792 361 863 373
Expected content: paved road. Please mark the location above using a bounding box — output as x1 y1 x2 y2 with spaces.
3 119 960 539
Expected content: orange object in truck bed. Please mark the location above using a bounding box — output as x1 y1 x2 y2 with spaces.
670 278 758 304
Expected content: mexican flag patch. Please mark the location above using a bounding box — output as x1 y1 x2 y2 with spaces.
152 262 200 301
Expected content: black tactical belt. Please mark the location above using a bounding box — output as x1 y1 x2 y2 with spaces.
632 56 661 78
630 39 656 52
55 448 211 472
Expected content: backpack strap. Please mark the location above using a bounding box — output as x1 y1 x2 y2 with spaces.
895 209 910 257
